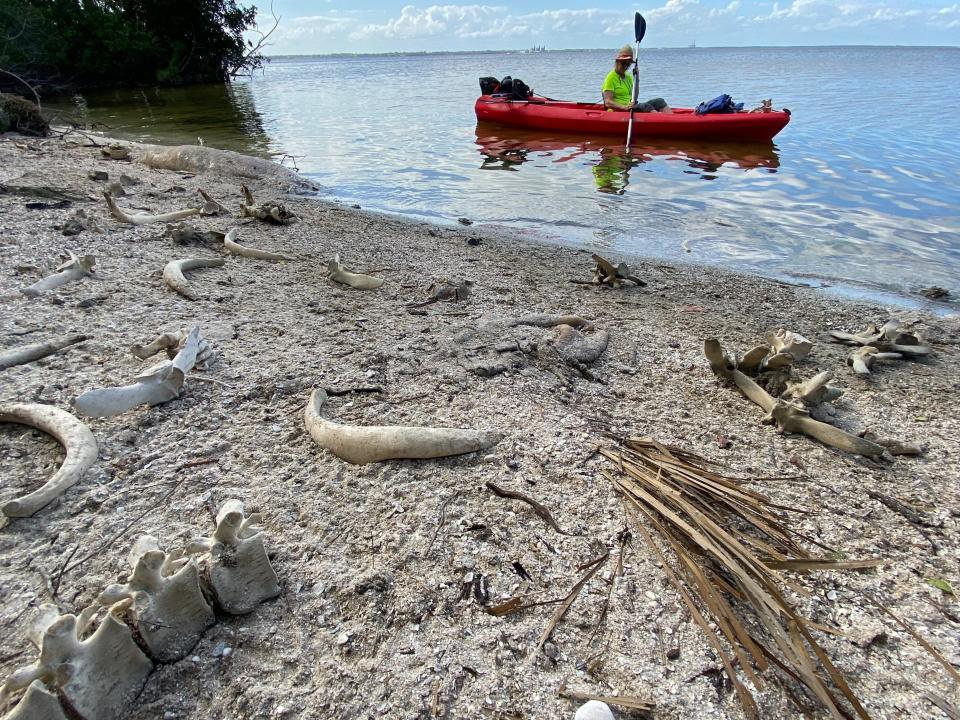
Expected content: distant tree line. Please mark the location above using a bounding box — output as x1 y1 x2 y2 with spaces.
0 0 271 94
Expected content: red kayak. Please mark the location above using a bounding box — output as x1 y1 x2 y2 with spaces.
475 96 790 143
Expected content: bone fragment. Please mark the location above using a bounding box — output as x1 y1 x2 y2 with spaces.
20 252 96 297
704 339 885 457
0 334 90 371
73 327 201 417
1 601 152 720
186 500 280 614
0 403 98 518
162 257 225 300
100 144 131 160
103 192 200 225
510 314 592 330
304 388 503 464
783 371 843 405
1 679 68 720
591 254 645 288
829 320 930 357
848 346 902 376
239 184 294 223
130 328 215 369
547 325 609 365
407 279 473 306
98 536 214 662
224 228 290 261
197 188 230 215
766 329 813 361
327 253 383 289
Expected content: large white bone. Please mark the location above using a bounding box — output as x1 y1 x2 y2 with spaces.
848 346 902 376
0 334 90 371
20 252 97 297
223 228 290 261
304 388 503 464
327 253 383 289
783 371 843 405
73 328 201 417
186 500 280 615
829 319 930 357
130 328 215 369
1 679 68 720
103 191 200 225
1 601 152 720
98 536 214 662
0 403 98 518
766 329 813 361
162 257 225 300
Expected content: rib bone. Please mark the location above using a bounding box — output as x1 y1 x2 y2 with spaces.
224 228 290 261
20 252 96 297
103 192 200 225
327 253 383 289
0 403 98 518
162 257 225 300
848 346 903 376
829 320 930 357
0 334 90 371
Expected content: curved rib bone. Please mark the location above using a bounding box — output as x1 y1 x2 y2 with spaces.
162 257 225 300
223 228 290 261
103 192 200 225
848 346 902 376
186 500 280 615
98 536 214 662
0 403 98 518
20 252 97 297
304 388 503 464
704 339 884 457
327 253 383 289
0 334 91 372
74 328 201 417
829 320 930 357
1 601 152 720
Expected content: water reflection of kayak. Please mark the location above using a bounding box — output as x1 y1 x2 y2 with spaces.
474 124 780 172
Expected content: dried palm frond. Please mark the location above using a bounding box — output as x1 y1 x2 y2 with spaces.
601 438 880 720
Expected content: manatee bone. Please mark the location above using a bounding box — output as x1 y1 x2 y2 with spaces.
73 327 202 417
704 339 885 458
196 188 230 215
98 536 214 662
304 388 503 464
103 192 200 226
828 320 930 357
0 334 91 371
100 144 131 160
327 253 383 289
0 601 152 720
766 329 813 361
848 346 902 377
407 279 473 307
130 328 215 369
20 252 97 297
224 228 291 261
546 325 609 365
510 314 592 330
0 402 98 518
782 371 843 406
162 257 226 300
239 184 294 223
591 253 645 288
0 679 68 720
186 500 280 615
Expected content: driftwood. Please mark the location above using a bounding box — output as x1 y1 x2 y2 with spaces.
162 258 225 300
103 192 200 226
0 334 90 371
591 254 645 288
704 339 885 457
223 228 290 261
20 252 97 297
0 403 98 518
304 388 502 464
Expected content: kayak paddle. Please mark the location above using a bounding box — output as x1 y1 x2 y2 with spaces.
626 12 646 152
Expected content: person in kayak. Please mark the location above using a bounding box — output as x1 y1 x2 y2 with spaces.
602 45 671 113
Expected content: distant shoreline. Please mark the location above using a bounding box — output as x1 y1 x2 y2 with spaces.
267 44 960 60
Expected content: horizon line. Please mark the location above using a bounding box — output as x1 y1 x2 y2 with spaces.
266 43 959 59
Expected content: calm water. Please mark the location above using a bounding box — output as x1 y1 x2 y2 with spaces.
50 47 960 298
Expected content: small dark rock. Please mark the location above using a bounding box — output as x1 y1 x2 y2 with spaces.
919 286 950 300
88 170 109 182
458 217 473 225
467 237 481 246
119 174 140 186
25 200 71 210
351 204 361 209
716 435 732 449
667 647 681 660
506 456 520 470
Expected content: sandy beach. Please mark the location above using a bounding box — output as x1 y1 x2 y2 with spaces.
1 131 958 720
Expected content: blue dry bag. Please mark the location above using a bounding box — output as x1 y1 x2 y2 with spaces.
695 94 744 115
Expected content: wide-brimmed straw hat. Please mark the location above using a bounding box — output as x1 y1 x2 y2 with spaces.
615 44 634 61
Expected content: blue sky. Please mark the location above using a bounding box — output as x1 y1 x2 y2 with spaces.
254 0 960 54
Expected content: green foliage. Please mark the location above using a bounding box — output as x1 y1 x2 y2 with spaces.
0 0 263 91
925 578 955 595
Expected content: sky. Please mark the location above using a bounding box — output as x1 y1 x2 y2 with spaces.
252 0 960 54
